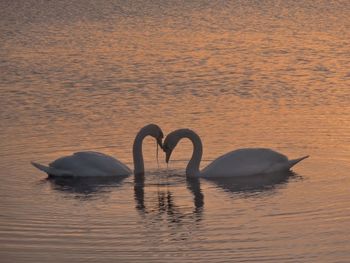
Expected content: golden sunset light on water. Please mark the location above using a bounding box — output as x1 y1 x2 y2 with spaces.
1 1 349 262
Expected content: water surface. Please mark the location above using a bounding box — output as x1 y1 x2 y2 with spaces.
1 1 349 262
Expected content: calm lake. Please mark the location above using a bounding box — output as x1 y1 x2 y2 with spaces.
1 0 349 262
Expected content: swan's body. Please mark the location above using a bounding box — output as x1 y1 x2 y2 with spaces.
32 124 163 177
201 148 307 177
32 151 131 177
163 129 308 178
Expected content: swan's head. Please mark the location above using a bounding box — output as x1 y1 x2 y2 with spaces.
143 123 164 148
163 129 188 163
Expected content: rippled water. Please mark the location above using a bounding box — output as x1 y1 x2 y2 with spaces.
1 0 350 262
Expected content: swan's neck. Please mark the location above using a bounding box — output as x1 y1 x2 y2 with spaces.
133 128 151 175
182 130 202 177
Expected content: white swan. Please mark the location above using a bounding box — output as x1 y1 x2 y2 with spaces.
31 124 164 177
162 129 308 177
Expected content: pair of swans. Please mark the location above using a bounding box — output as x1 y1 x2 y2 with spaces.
32 124 308 178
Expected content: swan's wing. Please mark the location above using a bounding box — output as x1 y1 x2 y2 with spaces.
49 151 131 177
74 151 132 173
202 148 289 177
74 151 132 176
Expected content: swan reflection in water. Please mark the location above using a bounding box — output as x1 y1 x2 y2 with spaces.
45 165 300 206
205 170 298 197
132 169 296 240
134 173 204 230
47 175 128 198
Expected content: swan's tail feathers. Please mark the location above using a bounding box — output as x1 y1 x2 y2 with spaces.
31 162 51 174
288 155 309 168
31 162 73 177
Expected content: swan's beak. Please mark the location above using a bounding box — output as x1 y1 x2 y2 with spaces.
165 149 172 163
